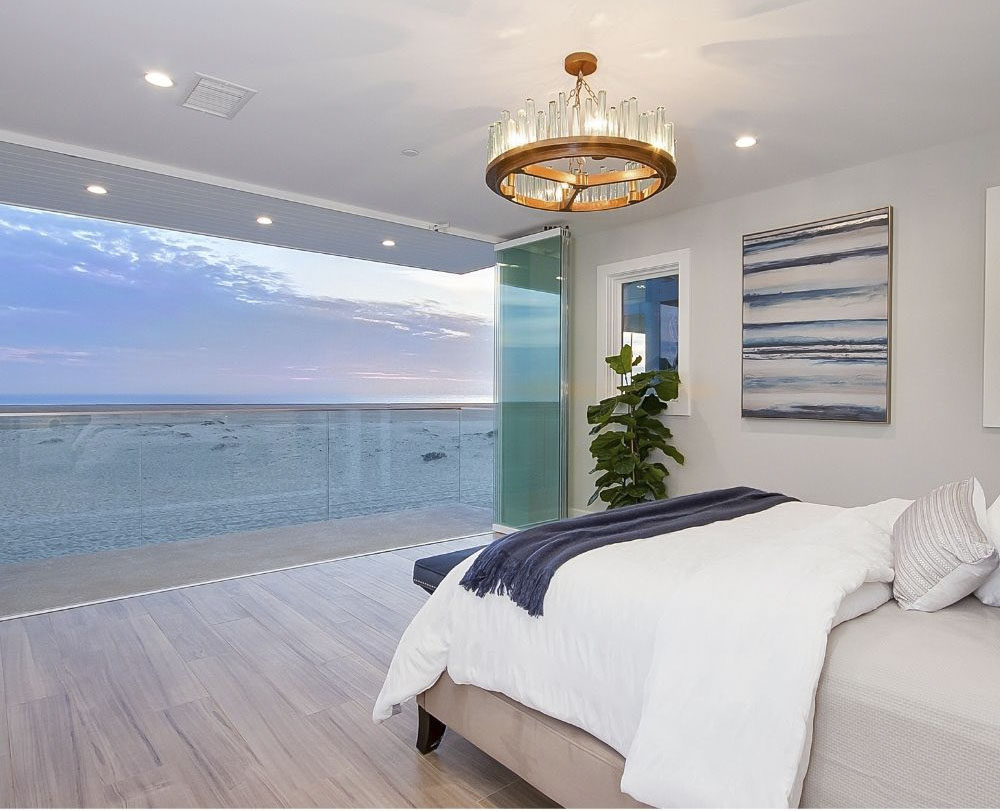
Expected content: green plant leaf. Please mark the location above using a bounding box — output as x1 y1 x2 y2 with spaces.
590 431 626 450
636 416 670 434
606 358 628 376
638 395 664 415
590 345 683 510
661 445 685 465
594 471 621 488
654 372 680 401
614 457 636 474
586 403 616 425
599 485 624 503
605 345 633 375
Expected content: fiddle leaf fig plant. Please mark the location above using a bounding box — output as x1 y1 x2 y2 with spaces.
587 344 684 509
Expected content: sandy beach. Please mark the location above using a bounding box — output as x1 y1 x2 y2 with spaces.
0 407 494 564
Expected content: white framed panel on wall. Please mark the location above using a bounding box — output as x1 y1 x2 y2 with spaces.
597 249 691 415
985 187 1000 427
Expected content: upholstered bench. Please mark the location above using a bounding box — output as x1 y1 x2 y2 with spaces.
412 545 486 594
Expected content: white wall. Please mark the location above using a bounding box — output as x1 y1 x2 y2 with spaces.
569 132 1000 511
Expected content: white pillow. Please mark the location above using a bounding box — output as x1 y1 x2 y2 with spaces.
892 477 998 611
974 494 1000 606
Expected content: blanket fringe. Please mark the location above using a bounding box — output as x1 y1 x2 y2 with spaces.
459 545 552 617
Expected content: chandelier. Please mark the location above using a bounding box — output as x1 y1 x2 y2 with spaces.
485 52 676 213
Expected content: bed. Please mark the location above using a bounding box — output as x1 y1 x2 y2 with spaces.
415 597 1000 808
375 495 1000 807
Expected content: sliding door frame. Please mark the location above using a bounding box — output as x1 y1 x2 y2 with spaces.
492 227 570 534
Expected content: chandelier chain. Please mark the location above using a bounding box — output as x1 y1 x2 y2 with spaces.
568 72 600 109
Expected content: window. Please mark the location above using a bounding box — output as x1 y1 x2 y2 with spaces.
0 202 493 405
622 274 679 372
597 249 690 415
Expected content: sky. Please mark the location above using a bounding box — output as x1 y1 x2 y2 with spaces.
0 203 494 403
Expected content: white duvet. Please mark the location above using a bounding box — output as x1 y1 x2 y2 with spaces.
374 498 910 808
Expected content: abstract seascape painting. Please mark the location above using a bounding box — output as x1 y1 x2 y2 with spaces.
742 207 891 422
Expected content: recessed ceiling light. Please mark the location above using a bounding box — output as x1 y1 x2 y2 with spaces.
734 135 758 149
400 148 420 158
256 216 273 225
85 184 107 195
144 71 174 88
382 239 396 247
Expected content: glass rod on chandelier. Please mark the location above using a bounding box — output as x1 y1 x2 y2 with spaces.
486 94 676 163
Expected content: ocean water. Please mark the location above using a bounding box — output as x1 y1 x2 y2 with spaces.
0 408 494 565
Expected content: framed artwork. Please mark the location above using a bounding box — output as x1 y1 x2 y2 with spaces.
597 249 690 415
742 207 892 422
985 187 1000 427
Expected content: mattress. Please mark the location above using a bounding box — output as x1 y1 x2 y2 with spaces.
802 596 1000 808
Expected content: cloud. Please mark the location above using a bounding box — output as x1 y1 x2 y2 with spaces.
352 316 411 331
64 263 135 285
0 305 70 316
352 371 483 383
0 202 494 402
0 346 91 364
413 327 472 339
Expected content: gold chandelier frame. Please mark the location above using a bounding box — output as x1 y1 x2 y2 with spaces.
486 135 676 212
485 52 677 213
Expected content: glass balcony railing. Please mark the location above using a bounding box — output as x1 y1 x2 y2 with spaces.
0 405 494 566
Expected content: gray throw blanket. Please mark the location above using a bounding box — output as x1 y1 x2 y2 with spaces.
460 486 795 616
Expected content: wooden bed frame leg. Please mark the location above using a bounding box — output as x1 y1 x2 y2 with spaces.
416 706 446 754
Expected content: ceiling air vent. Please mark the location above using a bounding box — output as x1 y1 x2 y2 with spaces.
181 74 257 119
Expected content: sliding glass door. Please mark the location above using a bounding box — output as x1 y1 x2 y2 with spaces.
494 229 569 531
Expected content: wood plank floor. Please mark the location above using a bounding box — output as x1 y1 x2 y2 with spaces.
0 536 558 808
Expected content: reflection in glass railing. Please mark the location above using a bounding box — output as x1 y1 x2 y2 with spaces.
0 406 494 565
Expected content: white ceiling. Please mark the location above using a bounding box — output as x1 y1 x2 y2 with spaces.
0 141 495 273
2 0 1000 241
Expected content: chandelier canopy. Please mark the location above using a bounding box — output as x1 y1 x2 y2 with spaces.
485 52 676 213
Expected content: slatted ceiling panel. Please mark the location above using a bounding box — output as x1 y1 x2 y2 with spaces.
0 141 495 273
181 75 257 119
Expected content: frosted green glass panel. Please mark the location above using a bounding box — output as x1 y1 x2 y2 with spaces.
494 231 567 529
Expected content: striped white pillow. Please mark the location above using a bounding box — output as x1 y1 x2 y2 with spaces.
975 495 1000 606
892 477 998 611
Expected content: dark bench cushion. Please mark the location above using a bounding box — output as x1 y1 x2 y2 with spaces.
413 545 487 594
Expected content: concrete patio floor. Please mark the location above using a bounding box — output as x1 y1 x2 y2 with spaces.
0 503 491 618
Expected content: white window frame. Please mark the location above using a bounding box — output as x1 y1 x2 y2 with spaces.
596 248 691 416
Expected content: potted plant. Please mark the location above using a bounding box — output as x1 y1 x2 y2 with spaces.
587 344 684 509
